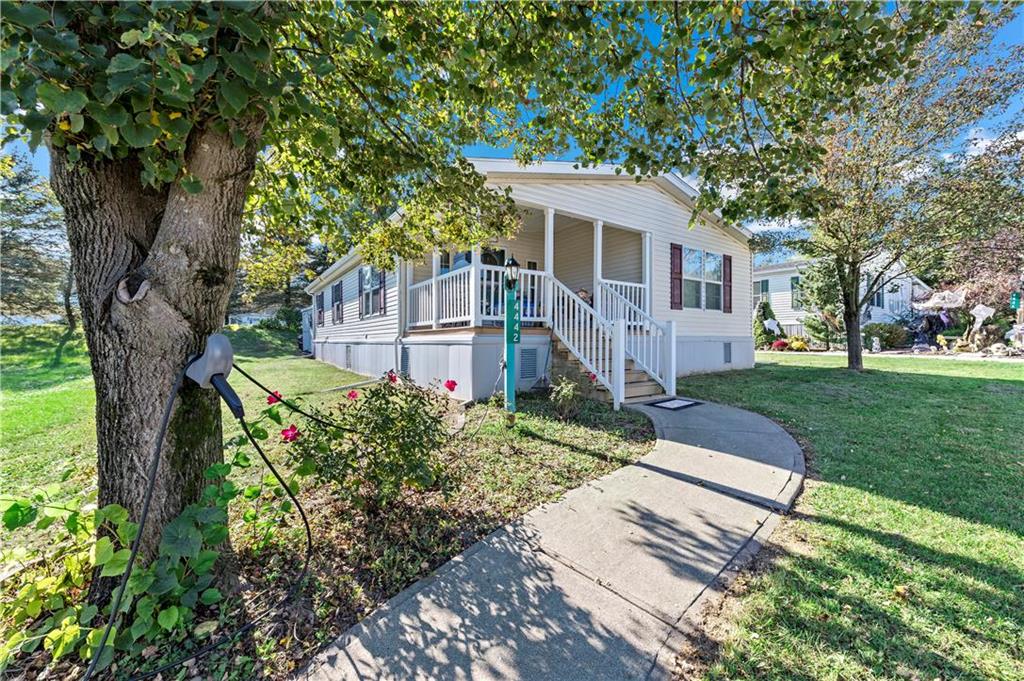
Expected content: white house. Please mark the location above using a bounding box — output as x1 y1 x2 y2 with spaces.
753 258 932 336
305 160 756 408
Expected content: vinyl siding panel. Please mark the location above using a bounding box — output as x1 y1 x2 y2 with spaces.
312 257 399 341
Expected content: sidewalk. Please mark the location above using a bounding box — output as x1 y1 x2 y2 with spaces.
301 398 804 681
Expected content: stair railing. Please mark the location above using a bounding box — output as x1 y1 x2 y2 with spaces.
598 282 676 395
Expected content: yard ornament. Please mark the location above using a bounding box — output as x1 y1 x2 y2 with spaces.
764 318 782 335
914 289 966 311
970 304 995 333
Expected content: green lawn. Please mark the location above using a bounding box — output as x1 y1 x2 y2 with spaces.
679 353 1024 681
0 325 365 498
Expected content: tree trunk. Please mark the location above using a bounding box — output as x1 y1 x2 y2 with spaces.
62 264 77 333
49 120 264 600
834 258 864 370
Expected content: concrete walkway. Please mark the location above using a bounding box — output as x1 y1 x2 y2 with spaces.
301 399 804 681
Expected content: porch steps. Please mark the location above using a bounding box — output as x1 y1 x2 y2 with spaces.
551 340 666 403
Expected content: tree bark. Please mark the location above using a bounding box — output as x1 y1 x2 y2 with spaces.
61 264 76 333
837 260 864 371
49 120 265 600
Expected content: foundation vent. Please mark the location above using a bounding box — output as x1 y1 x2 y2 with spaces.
345 345 353 369
723 342 732 364
400 346 410 377
520 348 538 379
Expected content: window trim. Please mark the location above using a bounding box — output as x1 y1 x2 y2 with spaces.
359 265 387 319
331 281 343 324
790 276 803 311
315 292 325 327
682 247 703 310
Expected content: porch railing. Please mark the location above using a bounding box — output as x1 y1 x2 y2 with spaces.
551 278 625 408
408 280 432 328
602 278 646 313
598 282 676 395
437 267 473 324
479 265 548 323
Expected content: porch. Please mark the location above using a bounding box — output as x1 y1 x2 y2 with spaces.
402 206 676 408
405 206 653 330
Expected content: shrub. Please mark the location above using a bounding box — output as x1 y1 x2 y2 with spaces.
771 339 790 351
803 309 845 350
789 338 809 351
550 375 584 420
287 374 448 516
256 307 301 332
862 322 910 349
754 300 783 349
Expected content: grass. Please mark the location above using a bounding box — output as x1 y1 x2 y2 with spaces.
677 352 1024 681
0 325 365 498
1 324 655 678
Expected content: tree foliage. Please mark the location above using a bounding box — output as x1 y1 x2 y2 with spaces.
0 153 73 325
771 7 1024 368
2 1 966 263
798 260 847 350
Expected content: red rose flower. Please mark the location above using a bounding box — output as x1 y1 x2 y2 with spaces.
588 372 597 383
281 424 300 442
266 391 282 405
387 371 398 384
347 390 359 400
443 379 457 392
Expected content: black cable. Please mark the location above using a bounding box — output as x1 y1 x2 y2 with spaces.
231 362 354 432
126 419 313 680
81 359 193 681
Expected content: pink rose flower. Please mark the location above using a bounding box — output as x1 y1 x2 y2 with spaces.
387 371 398 384
346 389 359 400
443 379 457 392
267 391 282 405
588 372 597 383
281 424 300 442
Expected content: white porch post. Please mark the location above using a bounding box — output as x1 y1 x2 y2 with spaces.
431 249 440 329
470 245 482 327
642 231 652 314
612 317 625 410
666 319 677 396
544 207 555 325
593 219 604 316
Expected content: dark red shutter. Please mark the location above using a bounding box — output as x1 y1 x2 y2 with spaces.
670 244 682 310
378 269 386 315
358 270 364 319
722 254 733 313
338 281 343 323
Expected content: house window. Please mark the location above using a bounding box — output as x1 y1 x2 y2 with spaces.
360 266 385 317
315 292 324 326
753 279 769 307
704 253 723 311
683 248 703 309
872 287 884 309
331 282 343 323
791 276 802 310
439 252 452 274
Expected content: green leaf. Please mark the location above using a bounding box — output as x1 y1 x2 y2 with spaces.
191 549 219 575
97 504 129 526
159 516 203 560
157 606 179 631
194 620 218 638
36 82 88 114
79 604 99 626
204 462 233 479
107 53 145 73
181 175 204 194
5 2 52 28
220 79 249 114
202 523 229 545
264 406 283 425
231 14 263 42
199 588 222 605
3 500 38 530
91 536 115 566
223 51 258 83
120 120 159 148
249 424 268 441
100 548 131 577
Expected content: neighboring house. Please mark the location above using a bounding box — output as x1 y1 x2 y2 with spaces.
228 305 279 326
753 258 932 337
305 159 756 408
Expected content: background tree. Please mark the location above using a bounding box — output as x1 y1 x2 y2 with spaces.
798 260 846 351
777 8 1024 369
0 153 76 333
1 0 961 580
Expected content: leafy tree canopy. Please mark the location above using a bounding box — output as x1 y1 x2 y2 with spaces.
2 1 965 267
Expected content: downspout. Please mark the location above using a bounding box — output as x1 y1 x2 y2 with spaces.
394 258 406 373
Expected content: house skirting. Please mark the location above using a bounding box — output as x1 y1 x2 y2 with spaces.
314 332 755 402
675 335 755 375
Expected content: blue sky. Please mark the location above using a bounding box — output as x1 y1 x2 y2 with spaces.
8 8 1023 180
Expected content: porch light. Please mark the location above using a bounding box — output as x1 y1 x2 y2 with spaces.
504 257 520 290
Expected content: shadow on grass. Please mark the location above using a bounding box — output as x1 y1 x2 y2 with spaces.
679 360 1024 537
700 510 1023 680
